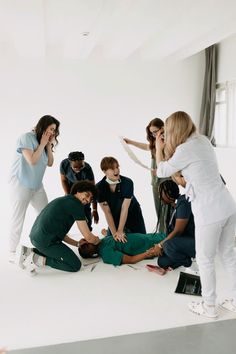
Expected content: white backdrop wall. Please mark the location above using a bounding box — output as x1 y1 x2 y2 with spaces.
215 34 236 201
0 52 204 249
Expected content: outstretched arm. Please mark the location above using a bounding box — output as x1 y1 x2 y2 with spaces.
123 138 149 151
122 247 155 264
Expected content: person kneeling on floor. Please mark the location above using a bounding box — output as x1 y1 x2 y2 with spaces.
21 181 100 275
154 177 196 273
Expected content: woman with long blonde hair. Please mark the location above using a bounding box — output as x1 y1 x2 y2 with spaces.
155 111 236 318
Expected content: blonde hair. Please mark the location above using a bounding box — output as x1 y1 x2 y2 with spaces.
164 111 196 159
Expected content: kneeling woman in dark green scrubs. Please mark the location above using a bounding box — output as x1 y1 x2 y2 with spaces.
22 181 100 275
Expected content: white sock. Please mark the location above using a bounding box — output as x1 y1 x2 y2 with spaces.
33 254 45 267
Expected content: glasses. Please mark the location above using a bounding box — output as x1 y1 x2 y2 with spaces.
150 129 160 138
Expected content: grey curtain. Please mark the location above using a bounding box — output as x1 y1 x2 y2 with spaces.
199 45 217 144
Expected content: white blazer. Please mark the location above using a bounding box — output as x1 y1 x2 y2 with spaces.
157 134 236 226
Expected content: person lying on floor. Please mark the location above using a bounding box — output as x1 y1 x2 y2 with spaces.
153 177 196 272
20 181 100 275
78 232 166 266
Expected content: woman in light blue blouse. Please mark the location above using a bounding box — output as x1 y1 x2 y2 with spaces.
9 115 60 263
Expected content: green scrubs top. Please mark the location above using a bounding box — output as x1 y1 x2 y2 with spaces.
99 232 166 266
30 195 85 247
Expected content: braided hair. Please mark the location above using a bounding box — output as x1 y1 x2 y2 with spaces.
159 180 180 202
68 151 85 161
154 180 180 233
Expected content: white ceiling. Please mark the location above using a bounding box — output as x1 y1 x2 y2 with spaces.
1 0 236 61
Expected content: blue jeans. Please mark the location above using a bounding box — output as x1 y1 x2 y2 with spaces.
157 236 195 269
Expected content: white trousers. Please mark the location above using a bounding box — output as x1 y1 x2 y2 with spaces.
9 176 48 252
195 212 236 305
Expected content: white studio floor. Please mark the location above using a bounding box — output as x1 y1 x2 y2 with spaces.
1 226 236 352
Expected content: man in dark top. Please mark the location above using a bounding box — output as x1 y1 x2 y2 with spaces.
96 157 146 242
60 151 98 230
21 181 100 276
154 178 195 270
78 232 166 266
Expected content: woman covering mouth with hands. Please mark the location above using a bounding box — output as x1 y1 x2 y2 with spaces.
8 115 60 264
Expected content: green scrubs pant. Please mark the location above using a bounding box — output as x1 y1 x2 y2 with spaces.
33 241 81 272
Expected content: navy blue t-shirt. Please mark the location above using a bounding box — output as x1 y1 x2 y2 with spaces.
96 175 142 230
60 158 94 189
167 194 195 238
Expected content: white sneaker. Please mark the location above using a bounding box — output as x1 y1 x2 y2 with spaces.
219 299 236 313
9 251 16 264
23 252 37 276
184 261 199 276
188 301 218 319
19 246 32 269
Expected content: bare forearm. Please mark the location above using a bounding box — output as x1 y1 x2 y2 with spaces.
117 209 128 233
61 180 70 194
23 144 45 165
160 230 181 246
118 199 131 233
47 145 54 166
125 138 149 151
156 148 164 165
86 232 100 244
105 213 117 235
63 235 79 247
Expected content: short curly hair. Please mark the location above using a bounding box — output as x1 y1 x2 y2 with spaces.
68 151 85 161
70 180 97 199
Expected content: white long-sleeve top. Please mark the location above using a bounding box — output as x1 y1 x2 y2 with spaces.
157 134 236 226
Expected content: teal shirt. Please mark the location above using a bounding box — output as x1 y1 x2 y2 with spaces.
10 131 48 190
99 232 166 266
30 195 85 247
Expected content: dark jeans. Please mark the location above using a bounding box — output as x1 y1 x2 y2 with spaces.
157 236 195 270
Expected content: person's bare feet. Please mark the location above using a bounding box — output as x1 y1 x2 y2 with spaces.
146 264 167 275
